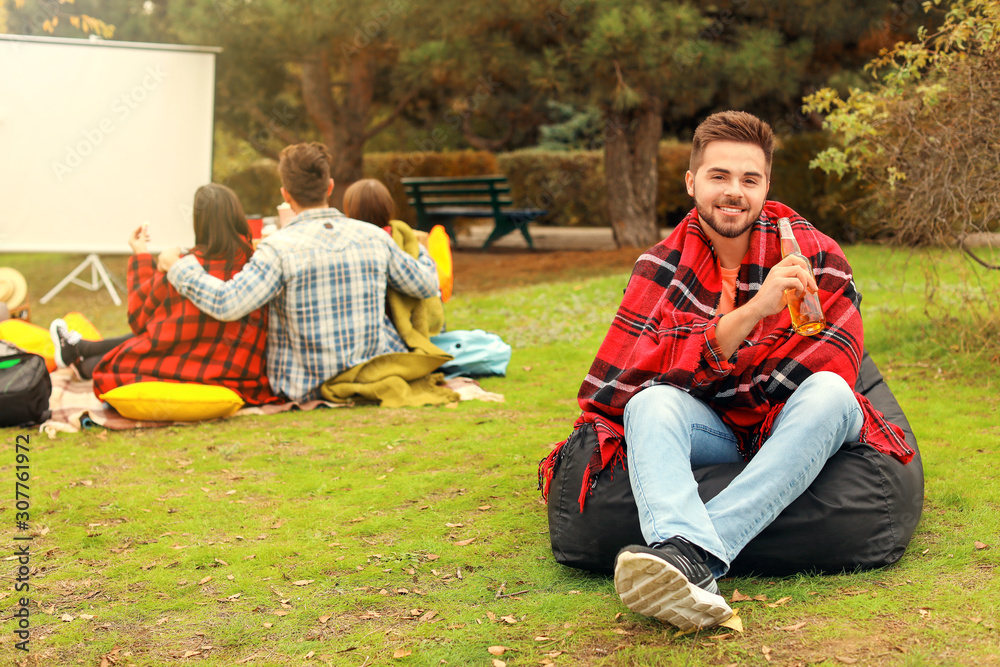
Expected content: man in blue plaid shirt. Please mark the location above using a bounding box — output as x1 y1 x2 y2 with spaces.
159 143 440 401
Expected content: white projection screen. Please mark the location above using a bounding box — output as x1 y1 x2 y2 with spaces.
0 35 220 254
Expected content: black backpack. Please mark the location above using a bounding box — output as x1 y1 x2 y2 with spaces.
0 342 52 427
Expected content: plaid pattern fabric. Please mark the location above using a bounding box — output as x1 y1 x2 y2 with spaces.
540 201 913 510
168 208 440 401
92 251 278 405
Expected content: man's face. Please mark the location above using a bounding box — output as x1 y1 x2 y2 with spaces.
685 141 769 241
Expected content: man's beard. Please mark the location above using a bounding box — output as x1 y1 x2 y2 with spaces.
695 196 761 239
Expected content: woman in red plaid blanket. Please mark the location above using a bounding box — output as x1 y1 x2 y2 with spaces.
49 184 278 406
541 111 913 632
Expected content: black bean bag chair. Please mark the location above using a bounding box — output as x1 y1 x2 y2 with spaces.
544 351 924 576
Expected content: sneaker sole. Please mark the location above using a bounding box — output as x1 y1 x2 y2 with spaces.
614 551 733 631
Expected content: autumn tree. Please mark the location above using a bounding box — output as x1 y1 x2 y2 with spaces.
534 0 815 247
3 0 114 37
804 0 1000 348
164 0 446 207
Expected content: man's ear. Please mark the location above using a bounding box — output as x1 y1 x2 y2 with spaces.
280 187 292 204
685 170 695 198
326 178 335 197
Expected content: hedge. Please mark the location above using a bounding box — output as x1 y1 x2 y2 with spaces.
222 133 861 241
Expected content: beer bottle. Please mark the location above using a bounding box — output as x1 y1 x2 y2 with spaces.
777 217 825 336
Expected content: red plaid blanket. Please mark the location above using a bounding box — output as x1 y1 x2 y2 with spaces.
540 201 912 510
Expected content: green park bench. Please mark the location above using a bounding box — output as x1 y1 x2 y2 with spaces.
402 175 547 249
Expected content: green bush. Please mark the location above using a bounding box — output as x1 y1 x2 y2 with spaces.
497 141 691 228
497 149 605 226
220 135 861 240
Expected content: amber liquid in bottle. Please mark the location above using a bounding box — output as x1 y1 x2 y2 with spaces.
777 218 825 336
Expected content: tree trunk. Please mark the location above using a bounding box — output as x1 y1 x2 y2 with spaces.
604 99 662 249
300 46 374 209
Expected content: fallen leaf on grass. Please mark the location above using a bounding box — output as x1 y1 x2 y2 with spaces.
318 615 331 624
488 646 507 656
303 651 315 659
492 661 506 667
273 610 289 617
182 650 201 658
975 541 989 550
419 610 437 622
731 589 752 602
60 613 73 622
198 576 212 585
761 645 772 662
392 649 411 658
500 615 518 624
478 505 492 511
708 633 733 641
836 657 858 664
766 596 792 608
534 636 552 641
486 611 497 622
293 580 315 586
445 523 464 528
719 609 744 633
780 621 807 631
454 538 476 546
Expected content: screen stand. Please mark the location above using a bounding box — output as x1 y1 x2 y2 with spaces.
39 254 123 306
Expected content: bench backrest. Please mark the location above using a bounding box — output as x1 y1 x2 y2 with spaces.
402 176 512 220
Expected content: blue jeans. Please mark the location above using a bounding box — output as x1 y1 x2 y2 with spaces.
623 371 863 578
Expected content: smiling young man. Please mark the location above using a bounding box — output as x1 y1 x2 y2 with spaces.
552 111 912 630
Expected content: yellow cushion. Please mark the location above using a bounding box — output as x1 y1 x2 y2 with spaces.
63 312 103 341
0 320 57 371
0 313 104 372
100 382 244 422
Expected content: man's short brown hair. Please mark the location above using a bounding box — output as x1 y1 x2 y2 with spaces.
689 111 774 176
278 142 333 207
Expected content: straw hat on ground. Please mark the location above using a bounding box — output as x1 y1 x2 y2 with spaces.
0 268 28 310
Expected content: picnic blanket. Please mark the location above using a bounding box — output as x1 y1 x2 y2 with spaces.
40 369 503 436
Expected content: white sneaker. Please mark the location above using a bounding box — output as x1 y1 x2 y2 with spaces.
614 540 733 631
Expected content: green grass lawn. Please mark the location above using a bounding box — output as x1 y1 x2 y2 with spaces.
2 246 999 666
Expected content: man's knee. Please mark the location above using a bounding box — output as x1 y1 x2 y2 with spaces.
624 384 689 426
799 371 855 404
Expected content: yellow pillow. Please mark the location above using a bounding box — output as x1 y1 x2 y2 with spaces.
63 311 103 341
100 382 244 422
0 313 104 372
0 320 57 371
